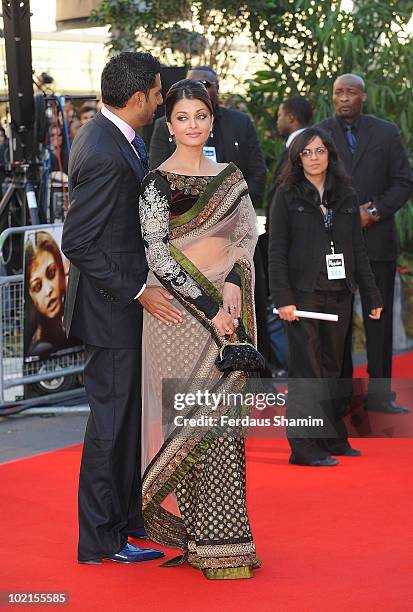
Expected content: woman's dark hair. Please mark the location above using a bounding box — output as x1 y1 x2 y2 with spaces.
164 79 213 122
278 127 350 192
101 52 161 108
25 231 66 309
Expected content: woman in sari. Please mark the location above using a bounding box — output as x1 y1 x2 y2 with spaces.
139 79 259 579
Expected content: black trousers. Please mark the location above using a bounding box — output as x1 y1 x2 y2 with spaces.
342 260 396 407
285 290 353 462
78 345 143 562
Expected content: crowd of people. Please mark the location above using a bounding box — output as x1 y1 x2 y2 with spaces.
0 99 99 182
56 51 412 577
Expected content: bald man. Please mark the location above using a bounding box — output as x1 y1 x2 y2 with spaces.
318 73 413 419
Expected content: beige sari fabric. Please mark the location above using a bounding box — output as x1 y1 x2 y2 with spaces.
140 164 259 579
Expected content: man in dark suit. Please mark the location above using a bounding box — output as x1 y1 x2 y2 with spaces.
318 73 413 414
62 52 182 565
266 96 314 222
264 96 313 270
149 65 267 206
260 97 313 372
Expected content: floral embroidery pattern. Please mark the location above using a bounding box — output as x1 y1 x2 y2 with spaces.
139 179 202 300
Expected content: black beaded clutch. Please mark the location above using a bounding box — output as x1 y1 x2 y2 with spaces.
215 318 265 373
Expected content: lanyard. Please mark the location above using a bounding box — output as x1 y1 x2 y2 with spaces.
320 203 334 253
320 205 333 230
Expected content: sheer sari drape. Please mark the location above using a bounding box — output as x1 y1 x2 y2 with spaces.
139 163 259 579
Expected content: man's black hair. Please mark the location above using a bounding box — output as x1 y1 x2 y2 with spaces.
190 66 218 81
101 52 161 108
282 96 313 127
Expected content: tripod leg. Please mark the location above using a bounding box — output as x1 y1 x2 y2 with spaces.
0 183 17 219
25 182 40 225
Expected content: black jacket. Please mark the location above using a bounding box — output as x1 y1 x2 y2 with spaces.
62 112 149 348
268 179 382 310
149 105 267 206
317 115 413 261
265 146 289 231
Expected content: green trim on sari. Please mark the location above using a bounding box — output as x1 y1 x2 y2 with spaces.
203 567 253 580
169 243 223 305
142 165 258 579
144 399 244 517
169 162 236 230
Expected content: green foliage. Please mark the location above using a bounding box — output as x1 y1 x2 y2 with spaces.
90 0 145 53
90 1 413 248
91 0 251 74
246 0 413 249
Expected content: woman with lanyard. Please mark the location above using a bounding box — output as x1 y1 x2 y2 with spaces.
268 127 383 466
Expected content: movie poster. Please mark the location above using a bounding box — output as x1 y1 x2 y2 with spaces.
23 226 83 363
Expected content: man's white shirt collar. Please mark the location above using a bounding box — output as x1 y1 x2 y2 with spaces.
286 127 306 148
101 105 135 144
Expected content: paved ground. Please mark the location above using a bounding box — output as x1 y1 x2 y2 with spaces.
0 410 89 463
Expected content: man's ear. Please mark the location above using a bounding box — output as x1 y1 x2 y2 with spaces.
362 92 367 103
133 91 145 108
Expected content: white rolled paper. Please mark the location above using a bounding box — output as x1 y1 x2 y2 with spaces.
273 308 338 322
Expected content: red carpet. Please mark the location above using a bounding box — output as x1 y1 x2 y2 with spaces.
1 437 413 611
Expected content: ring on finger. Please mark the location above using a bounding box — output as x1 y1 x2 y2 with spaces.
230 304 236 311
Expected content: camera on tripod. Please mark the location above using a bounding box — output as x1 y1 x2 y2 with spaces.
0 0 95 274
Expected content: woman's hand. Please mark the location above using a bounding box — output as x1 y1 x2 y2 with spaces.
222 282 241 319
212 308 236 336
278 305 299 322
368 307 383 320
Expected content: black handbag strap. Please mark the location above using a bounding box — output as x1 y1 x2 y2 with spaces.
235 318 253 343
223 318 253 343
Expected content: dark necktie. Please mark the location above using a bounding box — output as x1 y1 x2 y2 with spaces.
131 134 149 174
345 124 357 154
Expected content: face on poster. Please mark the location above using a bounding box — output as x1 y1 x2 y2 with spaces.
23 227 82 362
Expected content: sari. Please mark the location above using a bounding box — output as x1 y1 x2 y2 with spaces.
139 162 259 579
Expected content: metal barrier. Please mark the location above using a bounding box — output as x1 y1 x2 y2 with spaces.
0 224 84 410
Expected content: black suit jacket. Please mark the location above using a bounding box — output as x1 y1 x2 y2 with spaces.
61 112 149 348
149 106 267 206
269 181 382 310
266 146 289 228
317 115 413 261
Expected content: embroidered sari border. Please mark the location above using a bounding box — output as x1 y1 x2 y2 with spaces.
169 162 237 230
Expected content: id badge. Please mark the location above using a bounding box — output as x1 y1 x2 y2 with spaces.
203 146 217 162
326 253 346 280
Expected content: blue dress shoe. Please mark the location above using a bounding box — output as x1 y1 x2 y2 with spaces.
128 527 149 539
106 542 165 563
289 454 339 467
